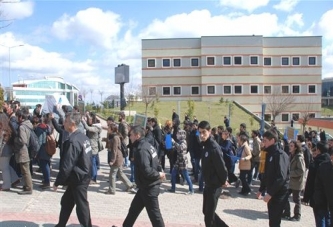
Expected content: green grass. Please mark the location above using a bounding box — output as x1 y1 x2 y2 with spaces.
322 107 333 117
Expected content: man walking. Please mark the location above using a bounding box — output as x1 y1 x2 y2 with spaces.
122 125 165 227
198 120 229 227
53 112 92 227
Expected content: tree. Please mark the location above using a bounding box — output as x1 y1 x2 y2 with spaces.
98 90 104 103
89 89 94 103
187 99 195 120
265 87 296 122
299 98 317 133
81 88 88 101
141 86 157 115
0 84 4 109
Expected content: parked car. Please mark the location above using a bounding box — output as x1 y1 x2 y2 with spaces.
326 133 333 140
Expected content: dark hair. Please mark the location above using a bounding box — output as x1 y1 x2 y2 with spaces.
297 135 305 143
226 126 233 133
36 104 42 108
65 112 81 127
15 107 29 120
107 116 114 122
263 129 278 142
289 140 302 154
316 141 328 154
130 125 145 138
252 130 259 136
150 117 158 124
119 111 125 118
239 134 248 143
217 125 224 131
240 123 246 128
198 120 211 130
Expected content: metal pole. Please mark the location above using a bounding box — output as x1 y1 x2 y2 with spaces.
120 83 125 111
8 47 11 86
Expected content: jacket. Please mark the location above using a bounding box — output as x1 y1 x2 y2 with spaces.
107 133 123 167
201 136 228 188
173 139 188 170
152 124 162 149
133 137 161 189
289 152 306 190
251 136 261 163
35 123 52 161
259 143 290 197
220 139 234 170
54 130 92 186
189 129 201 159
14 120 33 163
238 142 252 170
51 118 69 157
118 121 129 146
314 160 333 211
82 121 102 155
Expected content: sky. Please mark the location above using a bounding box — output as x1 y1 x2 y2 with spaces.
0 0 333 102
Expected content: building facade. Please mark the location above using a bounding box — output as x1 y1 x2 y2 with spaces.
7 76 79 109
142 36 322 125
322 77 333 106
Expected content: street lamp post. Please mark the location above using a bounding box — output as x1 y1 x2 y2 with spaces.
0 44 24 86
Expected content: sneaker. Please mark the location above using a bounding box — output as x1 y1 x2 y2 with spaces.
39 183 50 190
127 187 137 194
104 190 115 195
11 179 21 188
185 191 194 195
18 190 32 195
235 179 241 188
289 216 300 221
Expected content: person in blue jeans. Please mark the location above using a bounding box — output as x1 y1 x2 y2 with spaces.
168 129 194 195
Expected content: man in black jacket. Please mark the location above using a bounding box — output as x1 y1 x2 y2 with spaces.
122 125 166 227
198 121 229 227
258 130 290 227
53 112 92 227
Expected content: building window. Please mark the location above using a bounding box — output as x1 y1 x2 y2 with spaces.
309 56 316 65
147 59 156 68
234 56 242 65
264 85 271 94
223 85 231 94
264 114 271 121
173 59 181 67
292 113 299 121
207 57 215 66
292 85 300 94
309 113 315 118
223 56 231 65
191 58 199 67
173 87 181 95
264 57 272 66
148 87 156 96
191 86 199 95
292 57 300 66
308 85 316 93
282 85 289 94
207 86 215 94
282 113 289 122
281 57 289 66
162 87 170 96
234 85 242 94
250 56 258 65
250 85 258 94
162 59 170 67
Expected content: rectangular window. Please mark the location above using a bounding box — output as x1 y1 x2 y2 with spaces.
162 59 170 67
250 85 258 94
224 85 231 94
264 86 271 94
234 56 242 65
191 86 199 95
148 87 156 96
282 57 289 66
173 87 181 95
309 113 315 118
162 87 170 95
223 56 231 65
147 59 156 68
309 57 316 65
308 85 316 93
173 59 181 67
282 85 289 94
264 57 272 66
250 56 258 65
264 114 271 121
292 85 300 94
234 85 242 94
292 113 299 121
292 57 300 66
282 113 289 122
191 58 199 67
207 86 215 94
207 57 215 66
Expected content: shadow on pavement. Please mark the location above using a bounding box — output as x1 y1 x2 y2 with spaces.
224 208 268 220
0 221 39 227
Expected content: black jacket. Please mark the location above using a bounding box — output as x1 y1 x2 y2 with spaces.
189 129 201 159
314 160 333 211
152 124 162 146
54 130 92 186
303 153 331 207
133 137 161 189
259 143 290 197
301 143 312 169
201 136 228 188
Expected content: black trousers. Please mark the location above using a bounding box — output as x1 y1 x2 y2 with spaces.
267 191 289 227
123 184 164 227
56 183 92 227
203 186 229 227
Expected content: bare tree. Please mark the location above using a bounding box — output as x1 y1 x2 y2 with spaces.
80 88 88 101
89 89 94 103
98 90 104 102
299 97 317 133
265 87 296 122
141 86 157 115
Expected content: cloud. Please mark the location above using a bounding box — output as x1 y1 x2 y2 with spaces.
219 0 270 12
51 7 123 49
274 0 300 12
0 0 34 20
318 9 333 41
285 13 304 27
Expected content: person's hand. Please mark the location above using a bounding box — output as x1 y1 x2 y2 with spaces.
159 172 166 181
53 185 58 192
222 181 229 188
256 191 262 199
263 193 271 203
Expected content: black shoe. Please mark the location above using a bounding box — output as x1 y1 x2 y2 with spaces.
238 191 250 196
235 179 241 188
289 216 300 221
18 190 32 195
281 214 291 220
167 189 175 193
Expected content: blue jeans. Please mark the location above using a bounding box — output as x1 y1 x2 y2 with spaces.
130 161 135 182
313 208 331 227
171 168 193 192
91 155 98 181
124 156 130 167
39 159 50 184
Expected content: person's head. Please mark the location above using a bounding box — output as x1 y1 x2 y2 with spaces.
191 121 198 130
15 107 30 123
238 134 248 146
64 112 81 133
289 140 301 155
217 125 224 134
108 123 118 134
118 112 125 122
198 121 211 142
13 100 20 110
177 129 186 141
62 105 69 114
31 116 40 128
211 127 217 135
262 130 278 148
107 116 114 126
316 141 328 155
226 126 233 134
221 129 229 140
73 105 79 113
129 125 145 143
164 119 172 129
150 117 158 127
297 135 305 143
89 112 99 124
0 112 12 142
240 123 246 132
251 130 259 138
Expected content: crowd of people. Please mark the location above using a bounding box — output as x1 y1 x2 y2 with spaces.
0 101 333 227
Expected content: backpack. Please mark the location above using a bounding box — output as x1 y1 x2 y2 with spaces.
25 127 41 158
46 133 57 156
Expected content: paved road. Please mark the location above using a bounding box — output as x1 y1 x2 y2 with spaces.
0 119 316 227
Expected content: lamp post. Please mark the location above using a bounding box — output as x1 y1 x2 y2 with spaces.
0 44 24 86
